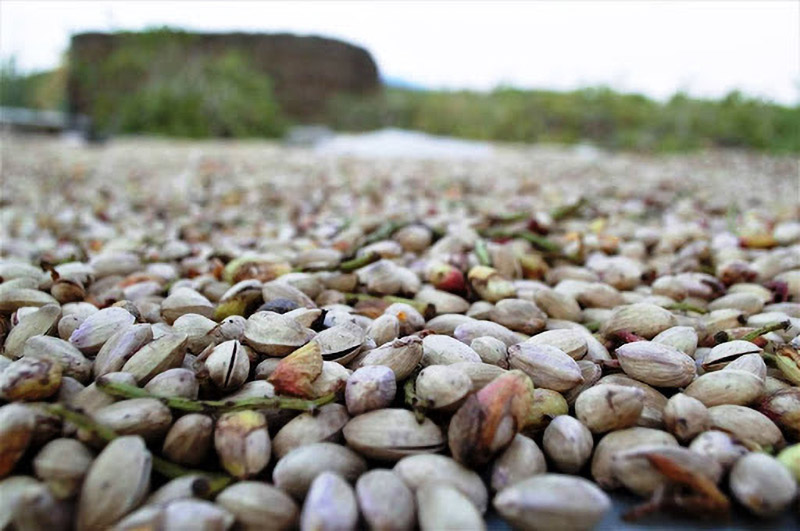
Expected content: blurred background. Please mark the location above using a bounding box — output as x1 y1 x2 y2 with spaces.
1 0 798 152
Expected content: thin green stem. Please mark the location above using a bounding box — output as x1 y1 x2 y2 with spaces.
96 379 335 413
340 251 380 272
551 197 588 221
482 228 562 253
41 403 233 495
474 238 492 267
741 320 790 342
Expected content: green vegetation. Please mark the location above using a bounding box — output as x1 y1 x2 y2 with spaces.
70 28 285 137
3 26 798 151
326 87 800 153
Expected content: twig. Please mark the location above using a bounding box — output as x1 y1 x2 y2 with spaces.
474 238 492 267
482 228 562 253
666 302 708 314
550 197 588 221
96 378 335 413
41 403 233 495
715 320 790 344
339 251 380 272
403 374 430 424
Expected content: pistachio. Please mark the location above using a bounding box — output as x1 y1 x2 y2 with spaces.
611 445 722 497
488 298 546 334
144 367 199 399
524 329 587 360
663 393 710 442
707 404 785 449
757 388 800 439
366 313 400 346
730 453 797 517
33 438 93 498
491 434 547 491
343 408 445 461
470 336 508 367
215 410 270 479
205 340 251 391
508 343 583 392
454 319 520 347
591 427 678 489
90 398 172 442
0 403 35 477
121 332 188 384
3 303 61 359
415 364 472 410
684 369 764 407
494 474 610 531
0 357 62 401
244 311 314 356
575 384 644 434
300 472 359 531
542 416 593 474
689 430 748 470
394 453 488 513
216 481 299 531
358 336 423 380
69 307 136 354
272 442 367 500
468 265 515 302
345 365 397 415
273 403 349 458
421 334 482 366
522 388 569 432
614 341 696 387
23 335 92 383
77 436 151 531
776 444 800 482
417 483 486 531
162 413 214 466
596 374 668 428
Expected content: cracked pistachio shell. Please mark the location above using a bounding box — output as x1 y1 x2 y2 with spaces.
23 335 92 383
358 336 423 381
77 436 151 531
121 332 188 384
206 340 251 391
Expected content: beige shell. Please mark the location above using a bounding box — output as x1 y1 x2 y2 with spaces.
161 287 214 324
611 445 722 497
415 365 472 410
215 481 299 531
314 322 366 364
533 288 582 321
453 320 520 347
542 416 593 474
300 472 359 531
491 434 547 492
493 474 610 531
596 374 668 428
342 408 445 461
69 307 136 354
121 332 188 384
243 311 314 356
601 303 677 339
702 340 763 371
421 334 482 366
356 470 415 531
730 453 798 517
93 324 153 378
448 362 508 391
614 341 696 387
23 335 92 383
591 427 678 489
272 442 367 500
488 298 547 335
32 438 93 499
707 404 785 448
652 326 698 357
524 329 587 360
366 314 400 346
394 453 488 513
162 413 214 466
684 369 764 406
90 398 172 442
273 403 349 459
507 343 583 392
357 336 423 381
564 361 603 406
76 436 151 531
469 336 508 368
205 340 251 391
144 368 198 399
415 288 470 315
3 303 61 359
663 393 710 442
417 483 486 531
689 430 748 471
575 384 645 433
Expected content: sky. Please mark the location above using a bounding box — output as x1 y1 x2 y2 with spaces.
1 0 798 104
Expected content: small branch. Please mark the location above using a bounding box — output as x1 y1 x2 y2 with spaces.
550 197 588 221
363 220 407 246
487 212 529 224
474 238 492 267
666 302 708 314
96 379 335 413
340 251 380 272
41 403 233 495
741 320 790 342
342 292 430 315
482 228 562 253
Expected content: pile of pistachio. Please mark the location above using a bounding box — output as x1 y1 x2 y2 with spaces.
1 137 799 530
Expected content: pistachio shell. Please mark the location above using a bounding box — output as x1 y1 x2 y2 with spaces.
491 434 547 491
508 343 583 392
356 469 415 531
730 453 797 517
216 481 299 531
272 442 367 500
394 453 488 513
342 409 445 461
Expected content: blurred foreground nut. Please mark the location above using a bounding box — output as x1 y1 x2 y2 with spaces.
300 472 358 531
757 388 800 440
417 483 486 531
0 357 62 401
214 410 270 479
273 442 367 500
491 434 547 492
611 445 722 497
356 469 415 531
33 438 93 499
468 265 515 303
345 366 396 416
0 403 34 477
522 388 569 433
162 413 214 466
730 453 798 517
77 436 151 531
215 481 299 531
493 474 610 531
394 453 488 513
448 370 535 468
542 416 593 474
575 384 645 434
